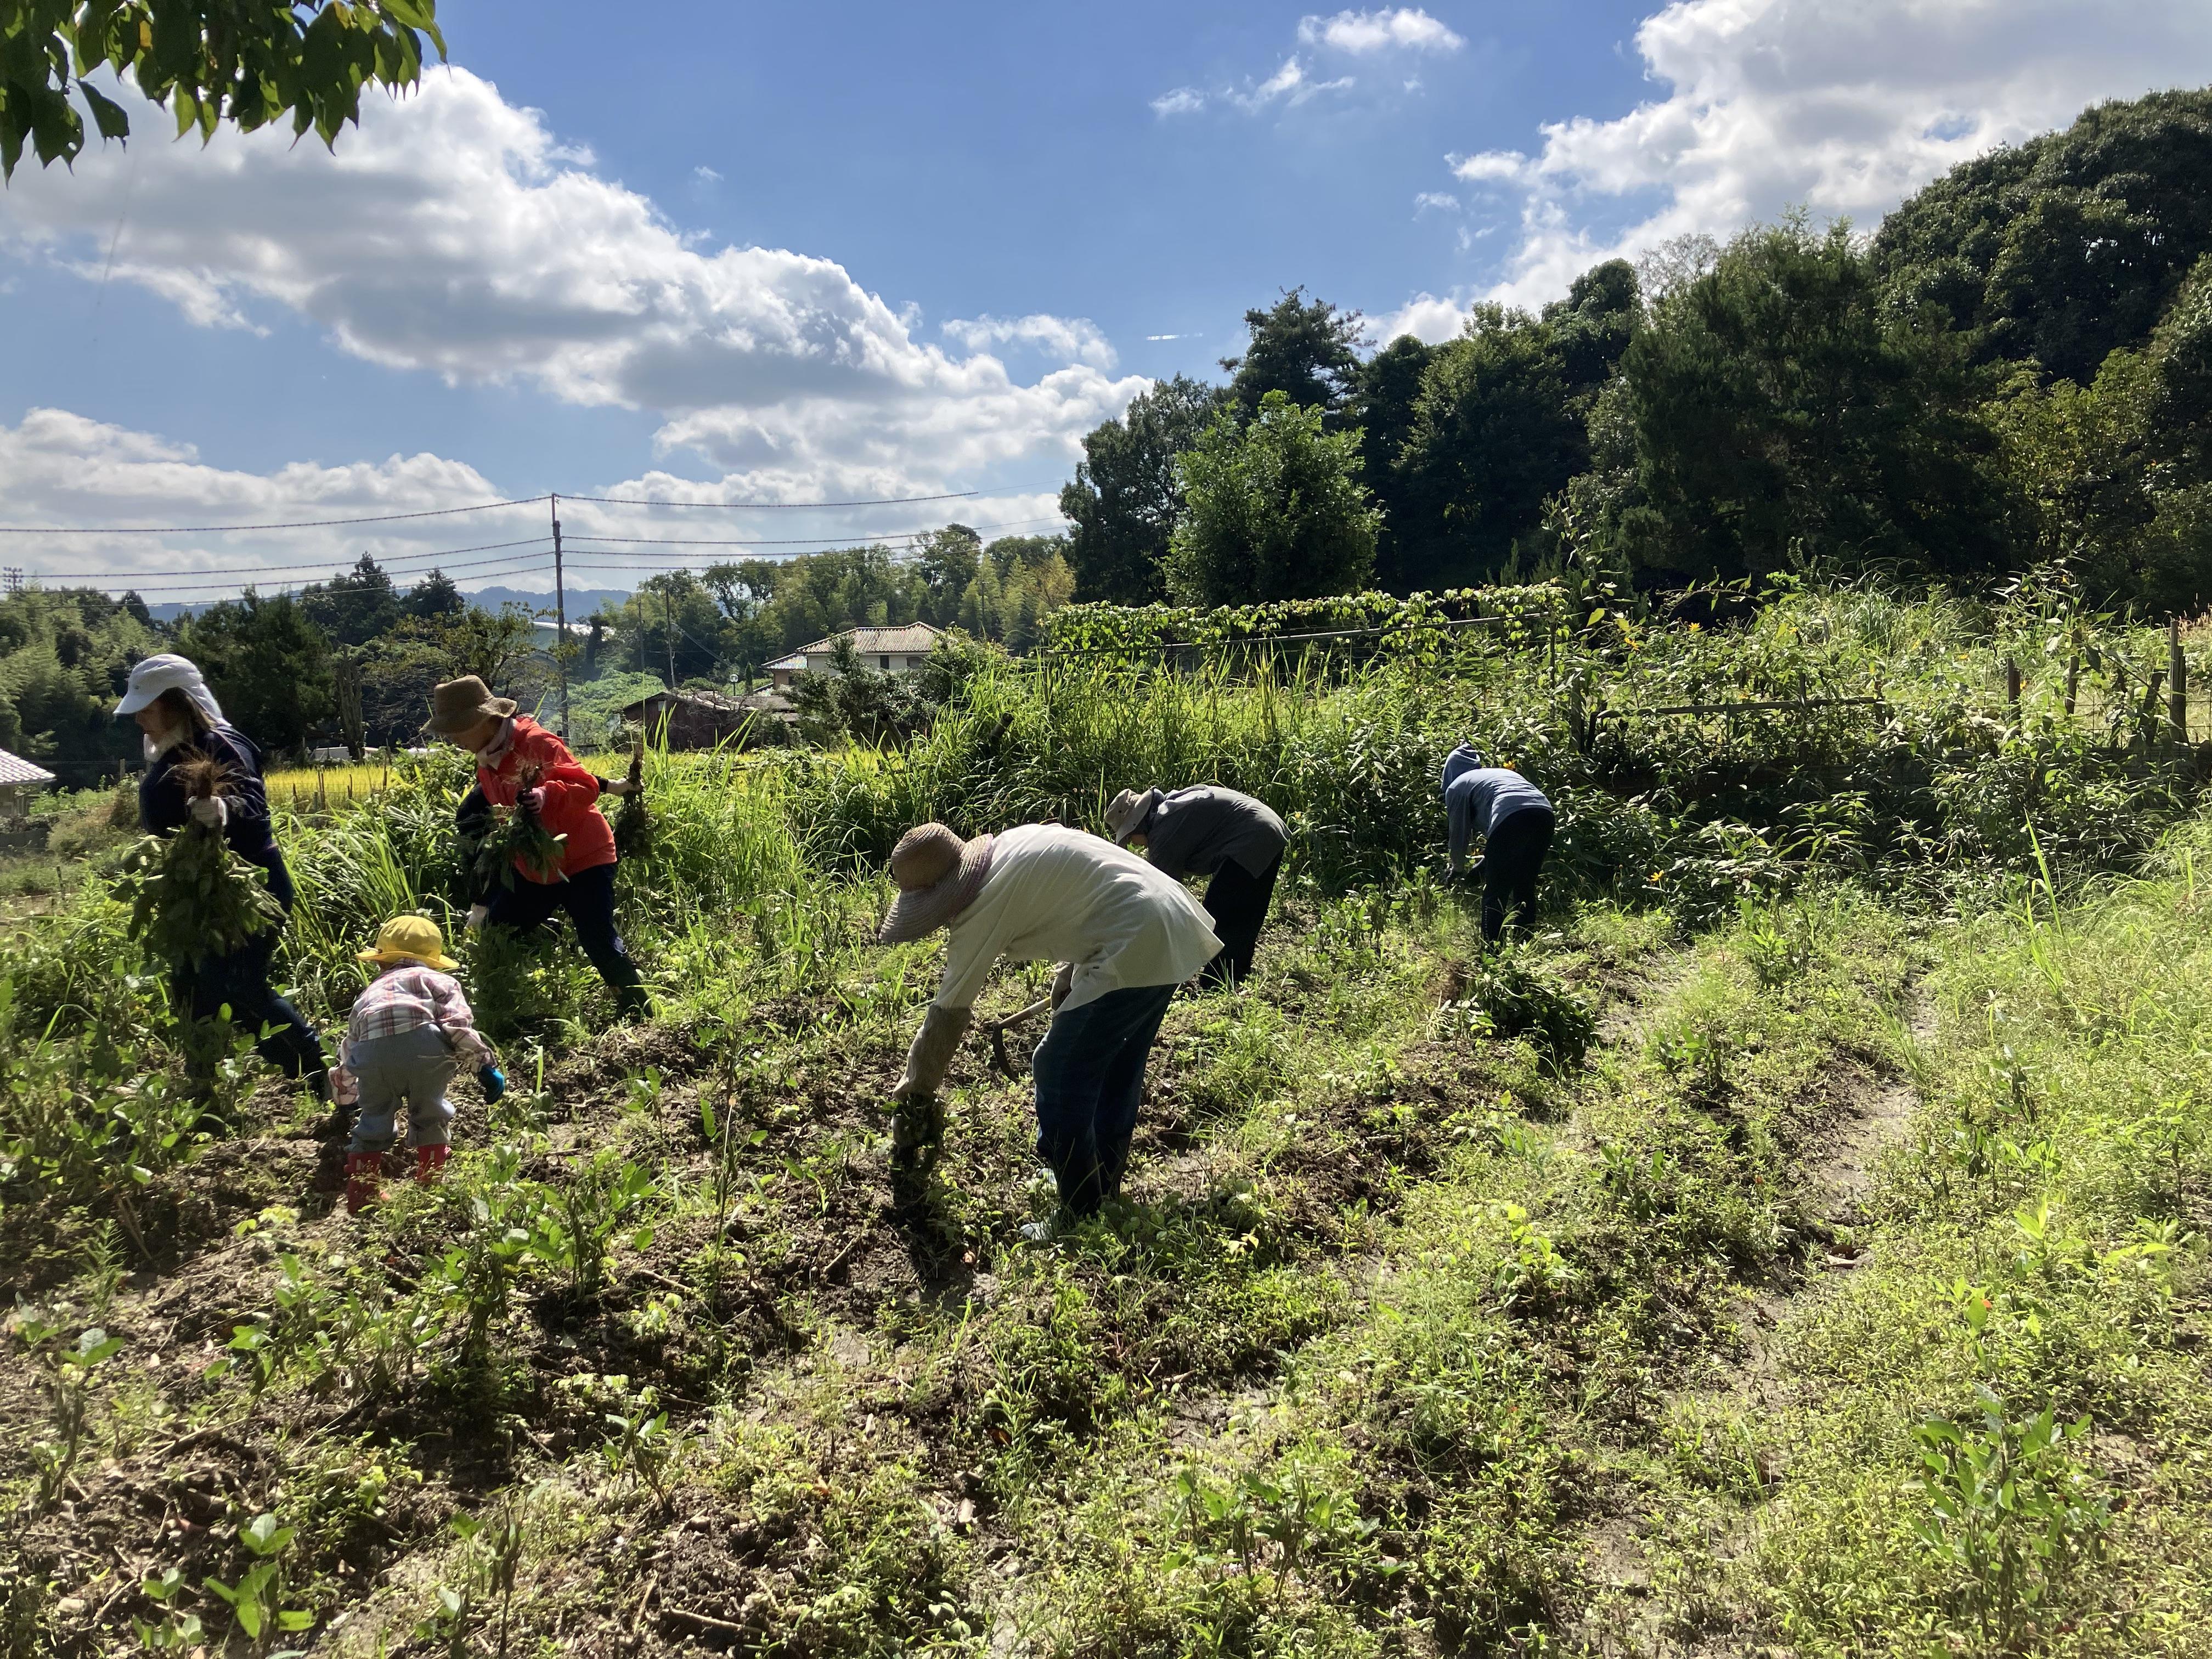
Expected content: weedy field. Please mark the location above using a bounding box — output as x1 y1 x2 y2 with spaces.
4 585 2212 1657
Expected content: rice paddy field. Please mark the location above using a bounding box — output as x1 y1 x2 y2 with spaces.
4 584 2212 1657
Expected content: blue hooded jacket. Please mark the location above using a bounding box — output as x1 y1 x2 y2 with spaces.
1441 744 1551 871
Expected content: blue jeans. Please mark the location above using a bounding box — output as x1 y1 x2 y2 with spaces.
1030 981 1178 1215
486 862 647 1011
346 1026 459 1153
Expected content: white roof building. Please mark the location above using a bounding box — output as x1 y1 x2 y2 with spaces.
767 623 945 689
0 748 57 788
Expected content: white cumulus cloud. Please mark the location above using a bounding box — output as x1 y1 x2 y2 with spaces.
1419 0 2212 323
940 314 1118 369
1452 149 1528 183
1299 8 1465 55
0 67 1144 530
1156 7 1457 120
1227 57 1356 114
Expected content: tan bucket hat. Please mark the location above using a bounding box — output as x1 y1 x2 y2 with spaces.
878 823 996 943
426 675 518 737
1105 787 1163 846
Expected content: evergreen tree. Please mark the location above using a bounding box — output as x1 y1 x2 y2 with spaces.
1222 289 1364 420
177 592 338 757
1165 392 1379 607
1060 375 1227 603
300 553 400 646
1620 220 2012 583
1874 88 2212 384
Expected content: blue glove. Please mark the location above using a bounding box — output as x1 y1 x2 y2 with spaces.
477 1064 507 1103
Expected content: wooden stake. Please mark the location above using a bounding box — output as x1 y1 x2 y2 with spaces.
2005 656 2022 707
2063 652 2080 716
2170 618 2188 741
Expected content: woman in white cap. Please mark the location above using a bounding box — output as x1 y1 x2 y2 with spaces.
881 819 1220 1234
1104 785 1286 989
115 653 331 1099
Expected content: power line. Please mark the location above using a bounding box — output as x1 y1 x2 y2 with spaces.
0 496 551 535
561 513 1065 550
0 479 1068 539
27 537 551 582
562 488 980 510
118 556 553 597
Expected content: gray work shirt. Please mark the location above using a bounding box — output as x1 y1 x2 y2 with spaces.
1442 747 1552 870
1139 786 1288 881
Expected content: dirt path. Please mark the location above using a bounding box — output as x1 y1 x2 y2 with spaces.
1575 986 1934 1654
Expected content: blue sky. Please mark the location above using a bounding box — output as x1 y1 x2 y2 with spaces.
1 0 2208 601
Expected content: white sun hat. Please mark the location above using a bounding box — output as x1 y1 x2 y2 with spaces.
114 654 224 723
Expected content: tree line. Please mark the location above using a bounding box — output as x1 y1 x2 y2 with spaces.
0 526 1078 780
1060 87 2212 614
5 86 2205 783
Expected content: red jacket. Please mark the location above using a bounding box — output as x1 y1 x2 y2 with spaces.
477 716 617 882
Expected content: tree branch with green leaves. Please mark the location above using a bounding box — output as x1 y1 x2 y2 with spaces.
0 0 445 182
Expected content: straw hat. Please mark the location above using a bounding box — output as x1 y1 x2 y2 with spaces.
360 915 461 971
426 675 517 737
1104 787 1163 846
878 823 996 943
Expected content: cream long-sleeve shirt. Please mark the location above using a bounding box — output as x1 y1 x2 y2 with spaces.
932 824 1222 1013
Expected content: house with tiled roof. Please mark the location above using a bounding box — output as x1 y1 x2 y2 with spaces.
0 746 56 822
766 623 945 690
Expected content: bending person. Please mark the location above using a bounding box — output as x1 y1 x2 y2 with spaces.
115 654 331 1101
1442 745 1556 944
881 821 1220 1235
427 676 650 1019
1105 785 1286 989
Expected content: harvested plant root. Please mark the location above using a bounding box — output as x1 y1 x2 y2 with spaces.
614 743 652 861
473 763 569 891
889 1093 946 1175
113 758 284 967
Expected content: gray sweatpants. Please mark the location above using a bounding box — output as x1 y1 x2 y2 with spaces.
346 1025 459 1154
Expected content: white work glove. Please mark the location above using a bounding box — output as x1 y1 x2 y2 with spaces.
1050 962 1074 1009
189 795 228 829
894 1005 972 1101
465 904 491 932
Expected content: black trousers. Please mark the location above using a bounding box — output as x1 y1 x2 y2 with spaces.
1200 854 1282 988
487 862 648 1010
176 927 329 1088
1480 806 1555 943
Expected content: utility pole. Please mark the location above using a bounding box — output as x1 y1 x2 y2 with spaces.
2 567 21 596
550 494 570 741
664 583 676 689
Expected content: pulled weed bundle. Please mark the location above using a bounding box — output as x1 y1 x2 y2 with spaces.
111 756 284 968
470 764 568 892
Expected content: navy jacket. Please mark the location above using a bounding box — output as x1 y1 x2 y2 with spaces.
139 724 295 910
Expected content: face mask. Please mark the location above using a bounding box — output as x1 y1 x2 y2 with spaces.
143 720 191 764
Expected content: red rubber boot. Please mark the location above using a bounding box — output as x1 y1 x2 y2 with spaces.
344 1152 382 1215
415 1144 451 1187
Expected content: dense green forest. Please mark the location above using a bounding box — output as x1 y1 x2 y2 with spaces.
3 86 2207 783
1061 88 2212 611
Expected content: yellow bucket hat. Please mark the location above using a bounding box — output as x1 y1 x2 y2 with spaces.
359 914 460 972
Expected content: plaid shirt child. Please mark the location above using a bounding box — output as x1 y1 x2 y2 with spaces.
331 964 495 1105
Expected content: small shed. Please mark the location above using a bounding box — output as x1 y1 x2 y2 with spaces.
620 688 794 750
0 747 57 824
